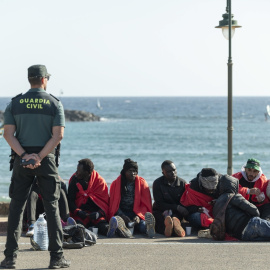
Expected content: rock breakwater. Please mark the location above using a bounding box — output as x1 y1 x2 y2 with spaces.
0 110 100 123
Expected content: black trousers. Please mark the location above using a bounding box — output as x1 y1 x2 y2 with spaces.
5 154 63 259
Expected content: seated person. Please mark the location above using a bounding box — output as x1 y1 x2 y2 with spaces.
68 158 110 236
152 160 188 237
25 176 74 237
213 184 270 241
108 158 155 238
233 158 270 221
181 168 238 229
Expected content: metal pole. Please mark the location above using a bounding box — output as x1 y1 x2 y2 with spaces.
227 0 233 175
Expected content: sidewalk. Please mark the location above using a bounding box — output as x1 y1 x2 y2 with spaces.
1 232 270 269
0 216 8 232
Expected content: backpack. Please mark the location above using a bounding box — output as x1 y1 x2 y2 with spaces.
62 224 97 249
210 193 234 241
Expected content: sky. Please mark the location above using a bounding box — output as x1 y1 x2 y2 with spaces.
0 0 269 97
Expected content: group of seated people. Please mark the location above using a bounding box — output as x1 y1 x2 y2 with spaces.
24 157 270 241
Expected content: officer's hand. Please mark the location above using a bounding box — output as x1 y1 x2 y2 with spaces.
24 154 41 169
177 205 189 216
88 212 100 220
77 210 87 220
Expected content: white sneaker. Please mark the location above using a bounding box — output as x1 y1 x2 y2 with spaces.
26 224 34 237
198 229 212 239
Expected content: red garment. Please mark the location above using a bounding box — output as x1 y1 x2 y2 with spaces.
180 184 214 227
69 170 109 225
233 172 270 206
109 175 152 220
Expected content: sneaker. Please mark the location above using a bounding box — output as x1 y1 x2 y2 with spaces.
198 229 212 239
115 216 132 238
67 217 76 226
49 256 71 269
107 216 118 238
164 216 173 237
145 212 155 238
26 224 34 237
172 217 185 237
0 256 16 269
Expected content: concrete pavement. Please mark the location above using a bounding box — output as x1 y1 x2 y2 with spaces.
1 232 270 270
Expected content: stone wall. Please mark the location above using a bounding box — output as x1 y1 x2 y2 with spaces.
0 202 9 215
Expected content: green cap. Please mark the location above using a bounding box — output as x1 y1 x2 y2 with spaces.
245 158 261 171
28 65 51 78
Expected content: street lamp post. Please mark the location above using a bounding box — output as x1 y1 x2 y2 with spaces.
216 0 241 175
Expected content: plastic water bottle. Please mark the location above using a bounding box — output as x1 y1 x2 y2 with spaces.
33 214 49 251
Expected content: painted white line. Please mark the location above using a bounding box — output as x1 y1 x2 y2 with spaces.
96 242 270 245
1 242 270 246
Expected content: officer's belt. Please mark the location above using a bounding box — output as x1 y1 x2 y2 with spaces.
21 147 55 155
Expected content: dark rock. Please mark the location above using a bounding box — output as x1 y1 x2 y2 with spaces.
0 110 100 123
64 110 100 122
0 111 4 124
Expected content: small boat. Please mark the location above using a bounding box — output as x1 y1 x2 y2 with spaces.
96 99 102 110
267 105 270 116
265 105 270 121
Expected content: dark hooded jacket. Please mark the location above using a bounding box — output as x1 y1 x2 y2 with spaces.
212 177 260 240
186 173 239 213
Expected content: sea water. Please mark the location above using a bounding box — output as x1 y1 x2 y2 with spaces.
1 96 270 201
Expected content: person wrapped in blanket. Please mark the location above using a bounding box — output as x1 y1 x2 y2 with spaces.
152 160 188 237
181 168 238 230
233 158 270 221
67 159 110 236
107 158 155 238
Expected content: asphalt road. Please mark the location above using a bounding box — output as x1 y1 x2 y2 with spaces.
1 232 270 270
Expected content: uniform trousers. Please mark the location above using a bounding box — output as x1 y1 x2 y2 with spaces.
5 153 63 259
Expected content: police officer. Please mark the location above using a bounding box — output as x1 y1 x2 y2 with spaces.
1 65 70 269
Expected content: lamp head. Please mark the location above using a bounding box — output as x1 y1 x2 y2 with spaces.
215 13 241 40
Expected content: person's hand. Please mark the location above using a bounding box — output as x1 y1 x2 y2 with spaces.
133 216 140 225
198 207 204 213
77 210 87 220
120 215 131 224
249 188 261 196
88 212 100 220
176 205 189 216
24 153 42 169
208 200 216 206
256 192 265 203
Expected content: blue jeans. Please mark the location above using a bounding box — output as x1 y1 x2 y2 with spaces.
242 217 270 241
187 213 202 229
